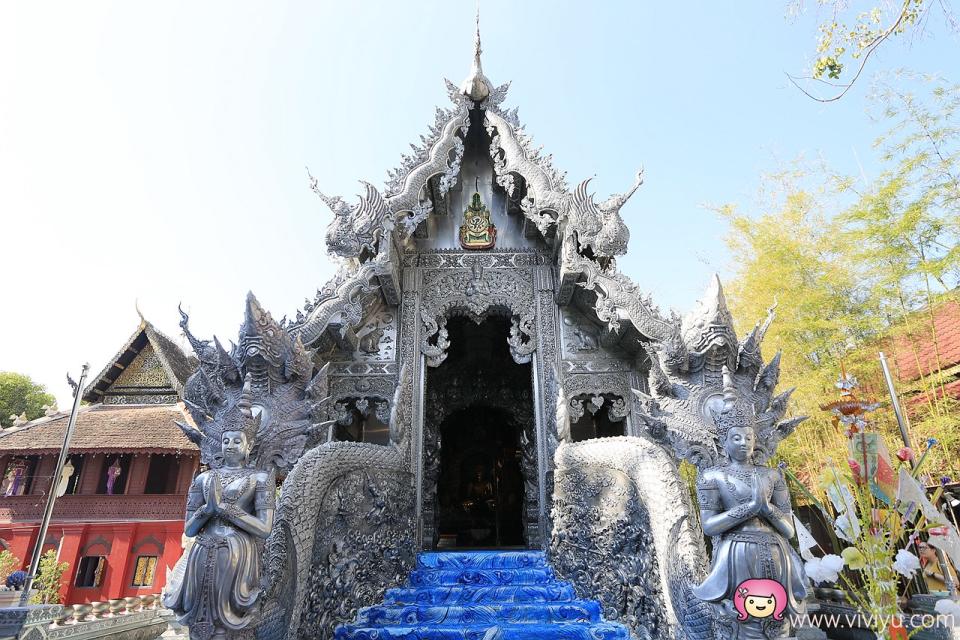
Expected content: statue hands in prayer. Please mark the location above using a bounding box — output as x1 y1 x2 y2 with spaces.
693 371 806 639
163 407 276 640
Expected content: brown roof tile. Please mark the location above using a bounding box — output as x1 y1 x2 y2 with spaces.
905 378 960 408
0 405 198 455
887 300 960 382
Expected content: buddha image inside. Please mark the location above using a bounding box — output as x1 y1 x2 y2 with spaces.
428 316 531 548
437 406 525 548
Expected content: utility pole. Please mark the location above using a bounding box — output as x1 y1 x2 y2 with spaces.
878 352 914 454
19 364 89 606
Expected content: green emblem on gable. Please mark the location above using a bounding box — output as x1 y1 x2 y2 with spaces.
459 191 497 250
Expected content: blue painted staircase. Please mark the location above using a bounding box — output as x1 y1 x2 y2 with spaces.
334 550 631 639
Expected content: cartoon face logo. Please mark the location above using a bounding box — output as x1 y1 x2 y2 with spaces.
744 594 776 617
734 579 788 621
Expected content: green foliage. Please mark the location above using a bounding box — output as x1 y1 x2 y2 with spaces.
29 550 68 605
845 75 960 307
720 77 960 494
0 372 55 428
0 550 20 586
716 165 880 488
790 1 957 100
841 75 960 481
810 1 925 82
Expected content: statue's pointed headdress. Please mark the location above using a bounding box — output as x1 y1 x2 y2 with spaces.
712 366 756 441
222 373 262 443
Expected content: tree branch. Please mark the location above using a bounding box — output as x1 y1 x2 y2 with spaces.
788 0 915 103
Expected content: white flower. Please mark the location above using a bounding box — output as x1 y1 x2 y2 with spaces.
834 513 858 543
893 549 921 578
934 598 960 623
805 554 844 585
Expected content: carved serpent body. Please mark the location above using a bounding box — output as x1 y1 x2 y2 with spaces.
258 442 414 640
552 437 714 640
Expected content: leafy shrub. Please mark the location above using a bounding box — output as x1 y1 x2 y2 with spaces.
29 550 68 604
0 550 20 585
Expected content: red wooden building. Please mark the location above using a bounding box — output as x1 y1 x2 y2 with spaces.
0 319 199 605
884 297 960 407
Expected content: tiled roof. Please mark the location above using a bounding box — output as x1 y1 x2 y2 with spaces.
0 405 198 455
887 300 960 383
905 378 960 408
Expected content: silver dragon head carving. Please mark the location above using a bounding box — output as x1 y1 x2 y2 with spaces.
309 168 393 261
567 170 643 264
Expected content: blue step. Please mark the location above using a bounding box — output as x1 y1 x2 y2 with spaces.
356 602 602 625
335 551 631 639
385 584 578 605
416 551 547 570
408 568 554 587
335 622 630 639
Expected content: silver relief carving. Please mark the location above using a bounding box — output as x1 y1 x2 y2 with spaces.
418 263 538 367
507 315 536 364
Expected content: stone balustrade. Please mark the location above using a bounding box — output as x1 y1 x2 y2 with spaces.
0 594 167 640
54 593 160 625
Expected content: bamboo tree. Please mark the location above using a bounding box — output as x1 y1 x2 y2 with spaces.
719 77 960 494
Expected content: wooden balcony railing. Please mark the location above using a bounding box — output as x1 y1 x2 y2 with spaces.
0 493 187 522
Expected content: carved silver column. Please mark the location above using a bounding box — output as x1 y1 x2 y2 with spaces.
398 265 428 546
533 264 559 547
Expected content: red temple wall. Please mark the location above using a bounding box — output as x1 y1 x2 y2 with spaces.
0 520 185 605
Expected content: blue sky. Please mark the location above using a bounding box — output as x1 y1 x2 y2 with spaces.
1 1 958 407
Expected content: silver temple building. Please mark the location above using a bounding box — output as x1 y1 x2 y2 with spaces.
164 21 808 640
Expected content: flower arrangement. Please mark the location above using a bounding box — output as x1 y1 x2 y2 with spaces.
782 370 960 639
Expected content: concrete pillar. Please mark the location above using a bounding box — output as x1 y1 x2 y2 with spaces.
6 526 35 570
102 525 134 601
57 524 86 605
158 523 185 594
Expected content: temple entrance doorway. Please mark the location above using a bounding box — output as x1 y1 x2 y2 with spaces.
423 315 536 549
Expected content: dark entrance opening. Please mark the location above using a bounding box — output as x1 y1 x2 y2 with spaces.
436 405 525 548
425 315 534 549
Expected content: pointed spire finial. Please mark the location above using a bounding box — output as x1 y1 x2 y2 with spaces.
474 1 482 59
238 373 254 417
460 1 492 102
